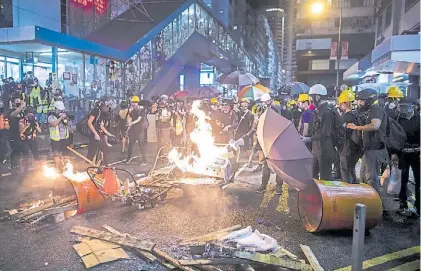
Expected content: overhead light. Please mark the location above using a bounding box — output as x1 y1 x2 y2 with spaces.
266 8 284 12
220 10 224 14
308 50 312 54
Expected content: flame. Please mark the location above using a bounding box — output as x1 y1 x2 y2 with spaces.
43 165 60 179
62 161 89 182
42 161 89 182
30 200 43 208
168 100 227 174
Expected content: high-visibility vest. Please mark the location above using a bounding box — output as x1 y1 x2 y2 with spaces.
174 116 183 136
49 115 69 141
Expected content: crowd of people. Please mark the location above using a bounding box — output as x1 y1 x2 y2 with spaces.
0 77 419 218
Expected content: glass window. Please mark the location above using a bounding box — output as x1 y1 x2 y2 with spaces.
163 23 173 59
0 56 6 80
6 58 20 82
385 4 392 28
405 0 419 12
34 63 52 88
181 9 189 43
57 50 84 98
188 4 195 36
311 59 330 70
85 55 107 99
336 59 357 70
376 14 383 35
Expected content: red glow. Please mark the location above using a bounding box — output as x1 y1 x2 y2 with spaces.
73 0 106 14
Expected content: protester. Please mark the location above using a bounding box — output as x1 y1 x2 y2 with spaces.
154 95 172 151
297 93 313 138
19 106 41 171
385 86 404 120
233 98 254 153
347 89 389 200
396 97 420 216
48 101 71 170
338 89 362 184
304 84 338 180
0 106 9 173
8 96 26 174
86 98 115 166
117 100 130 153
126 96 148 165
218 100 237 144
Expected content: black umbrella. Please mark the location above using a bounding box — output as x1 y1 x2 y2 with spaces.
217 71 259 86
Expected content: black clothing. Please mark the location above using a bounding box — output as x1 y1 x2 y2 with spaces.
127 131 146 162
397 114 420 211
8 109 23 140
129 108 147 135
363 104 387 151
310 102 337 180
262 160 283 189
340 111 362 156
87 137 110 166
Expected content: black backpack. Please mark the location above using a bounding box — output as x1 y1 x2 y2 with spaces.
385 116 406 153
349 110 364 148
77 110 101 138
329 107 345 149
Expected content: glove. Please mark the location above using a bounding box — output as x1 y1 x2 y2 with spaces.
300 136 311 144
228 138 245 151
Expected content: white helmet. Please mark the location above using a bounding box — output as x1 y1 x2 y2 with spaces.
309 84 327 96
260 93 272 102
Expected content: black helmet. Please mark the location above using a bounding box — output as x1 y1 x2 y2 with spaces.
120 100 128 109
356 88 378 101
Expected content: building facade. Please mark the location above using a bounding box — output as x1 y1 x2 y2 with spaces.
294 0 376 95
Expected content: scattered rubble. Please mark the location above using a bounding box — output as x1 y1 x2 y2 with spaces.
68 224 319 270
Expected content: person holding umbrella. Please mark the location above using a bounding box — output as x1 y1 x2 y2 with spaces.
234 101 283 195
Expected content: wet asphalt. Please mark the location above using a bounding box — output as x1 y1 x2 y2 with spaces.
0 144 419 271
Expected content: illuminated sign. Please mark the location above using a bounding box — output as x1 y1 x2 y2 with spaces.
73 0 107 14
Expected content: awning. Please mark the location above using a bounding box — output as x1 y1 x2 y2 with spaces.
343 34 421 79
343 52 372 80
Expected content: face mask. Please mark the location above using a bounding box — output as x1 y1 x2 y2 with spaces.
388 102 396 110
14 102 21 108
358 103 370 113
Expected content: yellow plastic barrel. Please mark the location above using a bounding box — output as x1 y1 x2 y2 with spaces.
298 179 382 232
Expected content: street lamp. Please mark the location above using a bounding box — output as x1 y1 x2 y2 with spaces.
310 1 342 97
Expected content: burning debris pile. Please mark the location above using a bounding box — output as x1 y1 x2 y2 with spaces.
1 195 77 223
168 101 232 182
69 224 317 270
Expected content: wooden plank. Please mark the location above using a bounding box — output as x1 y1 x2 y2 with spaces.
18 196 76 220
153 248 196 271
21 203 78 222
67 146 98 166
180 225 242 245
179 258 249 266
300 245 324 271
231 251 312 271
71 226 155 252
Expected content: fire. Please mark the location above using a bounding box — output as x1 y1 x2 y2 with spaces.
30 200 43 208
168 100 227 174
42 161 89 182
43 165 60 179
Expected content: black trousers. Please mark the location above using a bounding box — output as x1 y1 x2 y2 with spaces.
22 139 40 161
0 137 7 164
340 154 359 184
87 138 110 166
399 152 420 211
262 160 283 188
127 131 146 161
312 144 334 180
9 139 23 170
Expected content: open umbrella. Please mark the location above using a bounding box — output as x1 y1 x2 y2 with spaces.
171 90 190 100
217 71 259 86
189 86 221 99
257 107 313 191
278 82 310 96
238 84 270 101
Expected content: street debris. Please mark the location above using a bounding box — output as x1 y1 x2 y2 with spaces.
2 195 77 223
68 224 317 270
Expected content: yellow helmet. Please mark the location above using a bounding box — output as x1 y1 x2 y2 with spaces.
273 100 281 106
387 86 404 98
288 100 296 106
210 97 219 104
240 98 250 104
338 89 355 104
298 93 309 103
131 96 140 103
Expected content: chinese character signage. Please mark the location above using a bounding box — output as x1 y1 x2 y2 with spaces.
73 0 107 14
330 41 338 60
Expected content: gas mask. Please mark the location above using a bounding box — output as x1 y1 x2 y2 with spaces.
397 104 415 120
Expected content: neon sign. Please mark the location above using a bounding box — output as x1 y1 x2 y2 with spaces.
73 0 107 14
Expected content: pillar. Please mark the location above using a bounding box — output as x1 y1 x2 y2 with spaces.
286 0 295 83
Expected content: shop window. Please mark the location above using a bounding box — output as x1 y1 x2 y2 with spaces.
6 57 20 82
336 59 357 70
0 57 5 80
310 59 330 70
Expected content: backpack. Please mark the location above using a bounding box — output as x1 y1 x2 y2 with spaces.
349 110 364 148
77 109 101 138
385 116 406 152
329 108 345 149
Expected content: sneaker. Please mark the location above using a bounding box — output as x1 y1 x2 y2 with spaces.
256 186 266 194
275 186 282 195
139 160 148 166
396 203 408 214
